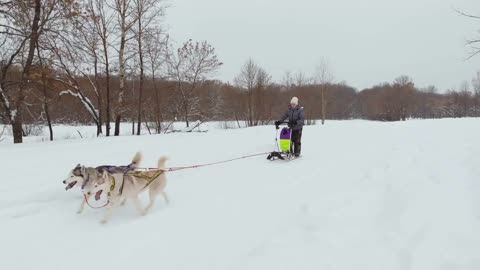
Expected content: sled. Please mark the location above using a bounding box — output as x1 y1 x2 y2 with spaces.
267 123 296 161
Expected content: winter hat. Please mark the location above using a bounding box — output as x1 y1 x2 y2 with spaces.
290 97 299 104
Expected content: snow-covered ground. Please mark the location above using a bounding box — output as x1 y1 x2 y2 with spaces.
1 119 479 270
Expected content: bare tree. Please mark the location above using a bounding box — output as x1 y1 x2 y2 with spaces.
166 39 222 127
48 31 102 130
294 71 310 87
132 0 166 135
314 60 334 125
112 0 139 136
457 10 480 116
84 0 115 136
253 68 272 125
35 43 54 141
0 0 73 143
74 2 104 136
37 0 109 135
393 75 415 120
234 59 258 126
145 28 168 133
234 59 273 126
0 0 42 143
282 71 293 90
457 10 480 59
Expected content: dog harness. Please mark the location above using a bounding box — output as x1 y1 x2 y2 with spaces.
104 164 134 174
81 164 135 190
125 170 165 190
107 175 116 199
93 170 164 202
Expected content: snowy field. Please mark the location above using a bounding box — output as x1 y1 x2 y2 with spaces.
0 119 479 270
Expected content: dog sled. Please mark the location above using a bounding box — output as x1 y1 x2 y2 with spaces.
267 122 297 161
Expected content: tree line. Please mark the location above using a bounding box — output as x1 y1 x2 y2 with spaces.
1 1 479 143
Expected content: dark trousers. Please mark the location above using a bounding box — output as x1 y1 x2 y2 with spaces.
290 129 302 155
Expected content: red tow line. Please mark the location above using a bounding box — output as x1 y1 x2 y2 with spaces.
142 152 272 172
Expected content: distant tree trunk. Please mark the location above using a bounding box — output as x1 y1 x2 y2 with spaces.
115 32 126 136
12 119 23 144
473 72 480 117
152 74 162 133
184 99 190 127
39 61 53 141
321 86 326 125
93 50 103 136
105 55 111 136
136 73 144 135
13 0 42 143
42 81 53 141
314 60 334 126
35 39 53 140
248 90 254 126
89 0 113 136
100 0 113 136
114 0 137 136
136 13 144 135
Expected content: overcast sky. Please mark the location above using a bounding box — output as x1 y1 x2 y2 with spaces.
165 0 480 91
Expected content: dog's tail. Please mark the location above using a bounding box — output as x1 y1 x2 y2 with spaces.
158 156 168 170
130 151 142 169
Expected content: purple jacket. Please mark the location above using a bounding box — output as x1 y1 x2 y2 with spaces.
279 105 305 130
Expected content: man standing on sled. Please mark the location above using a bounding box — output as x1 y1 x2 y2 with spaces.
275 97 305 157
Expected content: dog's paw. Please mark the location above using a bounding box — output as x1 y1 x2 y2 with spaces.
100 219 109 224
76 210 83 214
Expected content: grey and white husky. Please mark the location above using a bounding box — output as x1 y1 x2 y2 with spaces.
82 156 168 224
63 152 142 213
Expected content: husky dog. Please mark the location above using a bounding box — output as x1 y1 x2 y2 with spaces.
82 156 168 224
63 152 142 213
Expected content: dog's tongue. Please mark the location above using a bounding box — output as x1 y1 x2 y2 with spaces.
95 190 103 201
